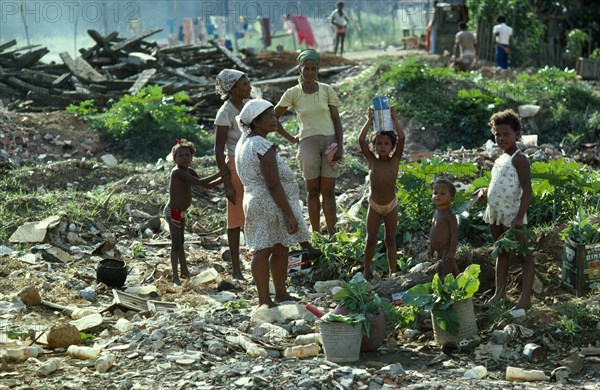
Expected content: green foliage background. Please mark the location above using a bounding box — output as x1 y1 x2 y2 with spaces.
67 85 213 161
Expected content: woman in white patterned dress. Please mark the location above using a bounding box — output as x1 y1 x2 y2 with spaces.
235 99 311 307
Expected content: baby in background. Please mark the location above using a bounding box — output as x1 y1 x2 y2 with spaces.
429 179 460 277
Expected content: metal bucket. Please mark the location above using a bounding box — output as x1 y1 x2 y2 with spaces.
318 321 362 363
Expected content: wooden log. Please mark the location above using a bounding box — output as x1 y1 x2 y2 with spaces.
104 79 135 91
111 28 163 52
128 68 157 94
59 52 107 83
6 76 49 95
88 30 120 47
0 39 17 53
19 68 57 86
0 44 41 57
252 66 352 86
163 67 209 85
52 72 72 87
31 63 70 75
0 82 21 98
210 41 252 72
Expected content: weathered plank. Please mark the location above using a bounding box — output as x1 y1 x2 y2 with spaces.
252 66 352 86
210 41 252 72
111 28 162 52
164 67 209 85
19 68 57 86
59 52 107 83
128 68 157 94
0 39 17 53
52 73 72 87
0 44 41 57
13 48 49 69
6 76 50 95
87 30 119 47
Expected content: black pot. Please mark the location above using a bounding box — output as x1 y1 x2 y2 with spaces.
96 259 127 288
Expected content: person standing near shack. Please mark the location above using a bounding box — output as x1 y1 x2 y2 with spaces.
452 22 478 71
493 15 512 70
329 1 348 56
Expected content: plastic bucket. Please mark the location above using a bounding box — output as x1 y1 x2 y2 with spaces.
96 259 127 288
318 321 362 363
432 298 478 344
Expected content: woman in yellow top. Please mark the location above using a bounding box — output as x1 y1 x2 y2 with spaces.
274 49 344 235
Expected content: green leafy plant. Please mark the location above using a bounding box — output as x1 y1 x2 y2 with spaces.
332 273 394 335
80 332 95 341
322 313 366 326
66 99 97 117
403 264 481 335
590 48 600 61
129 242 146 258
491 228 532 259
561 209 600 245
66 85 212 161
6 330 29 340
565 29 589 59
223 299 250 310
396 157 478 235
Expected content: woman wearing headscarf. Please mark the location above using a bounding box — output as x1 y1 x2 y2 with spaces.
235 99 311 307
274 49 344 236
214 69 250 280
215 70 296 281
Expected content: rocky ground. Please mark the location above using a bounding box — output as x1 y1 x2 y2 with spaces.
1 50 600 390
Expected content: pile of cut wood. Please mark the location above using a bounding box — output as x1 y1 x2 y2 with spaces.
0 29 251 117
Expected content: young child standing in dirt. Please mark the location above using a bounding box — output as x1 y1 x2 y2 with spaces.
164 139 223 285
358 106 405 279
429 179 460 277
474 109 533 310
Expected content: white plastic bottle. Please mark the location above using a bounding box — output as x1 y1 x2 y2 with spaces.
3 346 42 361
95 353 116 372
294 333 320 345
67 345 101 360
464 365 488 379
283 342 319 358
37 358 62 376
506 366 549 381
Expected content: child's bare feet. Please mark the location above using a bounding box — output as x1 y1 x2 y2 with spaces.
180 269 191 279
513 299 532 311
172 277 182 286
260 300 278 308
232 270 246 281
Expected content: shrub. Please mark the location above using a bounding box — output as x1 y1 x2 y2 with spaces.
67 85 213 161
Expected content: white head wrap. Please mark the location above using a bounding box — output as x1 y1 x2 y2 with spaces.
215 69 246 100
236 99 274 130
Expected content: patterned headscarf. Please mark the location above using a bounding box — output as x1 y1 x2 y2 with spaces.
215 69 246 100
236 99 274 130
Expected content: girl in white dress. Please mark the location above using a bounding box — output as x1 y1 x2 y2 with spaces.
474 109 534 310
